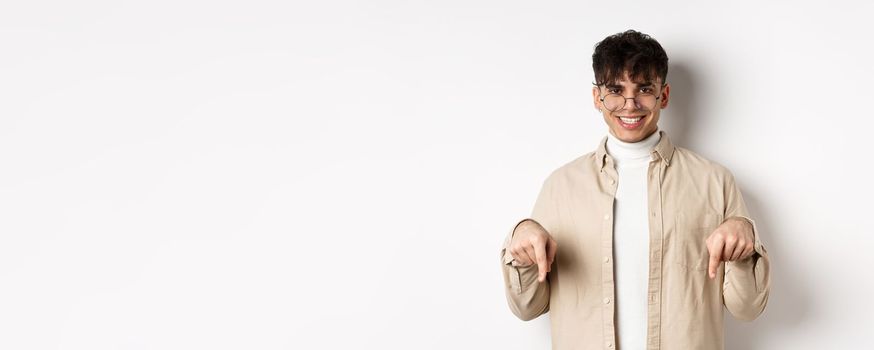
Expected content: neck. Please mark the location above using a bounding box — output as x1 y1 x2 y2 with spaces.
606 130 661 163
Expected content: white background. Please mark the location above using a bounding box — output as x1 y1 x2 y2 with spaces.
1 1 872 349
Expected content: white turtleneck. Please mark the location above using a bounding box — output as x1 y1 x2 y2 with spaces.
605 130 660 350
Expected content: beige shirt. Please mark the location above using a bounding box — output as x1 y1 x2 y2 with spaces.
499 131 771 350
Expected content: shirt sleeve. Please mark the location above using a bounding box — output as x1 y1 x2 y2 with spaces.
499 177 554 321
721 171 771 321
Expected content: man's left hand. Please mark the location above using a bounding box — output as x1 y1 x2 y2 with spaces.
706 217 755 279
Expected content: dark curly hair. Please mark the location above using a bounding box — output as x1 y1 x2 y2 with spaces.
592 29 668 87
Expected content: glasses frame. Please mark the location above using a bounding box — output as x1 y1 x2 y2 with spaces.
596 83 667 112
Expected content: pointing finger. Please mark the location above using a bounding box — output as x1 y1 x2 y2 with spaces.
708 237 724 279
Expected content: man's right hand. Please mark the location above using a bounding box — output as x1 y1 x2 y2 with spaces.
507 219 557 283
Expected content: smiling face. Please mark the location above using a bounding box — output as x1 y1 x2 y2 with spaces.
592 71 670 143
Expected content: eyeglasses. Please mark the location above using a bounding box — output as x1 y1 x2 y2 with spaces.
598 85 664 112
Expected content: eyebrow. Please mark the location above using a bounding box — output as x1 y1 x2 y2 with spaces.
605 82 655 89
604 81 653 89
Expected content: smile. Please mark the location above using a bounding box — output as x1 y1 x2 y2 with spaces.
616 115 646 129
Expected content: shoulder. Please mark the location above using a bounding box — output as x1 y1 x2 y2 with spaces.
540 151 600 188
671 146 736 181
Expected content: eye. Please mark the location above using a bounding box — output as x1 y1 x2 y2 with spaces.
639 87 653 94
607 88 621 94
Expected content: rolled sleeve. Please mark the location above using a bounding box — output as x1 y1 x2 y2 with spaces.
722 174 771 321
499 177 554 321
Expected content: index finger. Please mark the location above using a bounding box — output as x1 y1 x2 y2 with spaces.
534 239 549 282
707 238 723 279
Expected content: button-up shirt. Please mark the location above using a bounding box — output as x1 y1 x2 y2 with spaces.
499 131 771 350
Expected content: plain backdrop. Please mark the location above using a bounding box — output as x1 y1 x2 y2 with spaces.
1 1 872 349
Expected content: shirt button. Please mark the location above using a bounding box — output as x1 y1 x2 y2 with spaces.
604 257 610 263
610 179 615 185
604 214 610 220
607 341 614 348
603 297 611 304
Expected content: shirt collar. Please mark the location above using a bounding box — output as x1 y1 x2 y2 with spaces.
596 130 675 170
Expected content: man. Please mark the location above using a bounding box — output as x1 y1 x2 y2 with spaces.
499 30 771 350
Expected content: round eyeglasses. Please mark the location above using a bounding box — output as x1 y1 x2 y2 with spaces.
598 89 662 112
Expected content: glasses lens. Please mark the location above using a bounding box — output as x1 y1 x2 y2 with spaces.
636 93 657 111
603 94 626 111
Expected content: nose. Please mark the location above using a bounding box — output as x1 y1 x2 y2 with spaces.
621 95 640 111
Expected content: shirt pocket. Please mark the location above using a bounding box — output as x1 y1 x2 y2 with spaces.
673 212 723 270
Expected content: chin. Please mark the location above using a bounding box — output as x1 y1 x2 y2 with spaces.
613 128 652 143
613 129 641 140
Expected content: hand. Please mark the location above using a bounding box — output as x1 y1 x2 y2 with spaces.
706 217 755 279
507 220 557 283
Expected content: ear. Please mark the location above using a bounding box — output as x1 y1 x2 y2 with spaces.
660 83 671 109
592 86 601 111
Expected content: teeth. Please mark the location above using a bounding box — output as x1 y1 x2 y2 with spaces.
620 116 642 124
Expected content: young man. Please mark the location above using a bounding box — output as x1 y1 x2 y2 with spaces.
499 30 771 350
